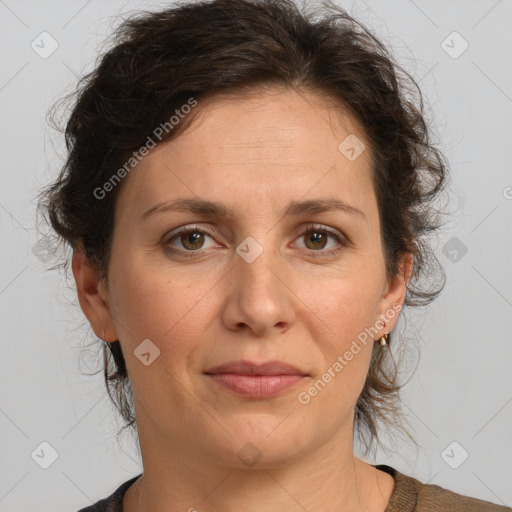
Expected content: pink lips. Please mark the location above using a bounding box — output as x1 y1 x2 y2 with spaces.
204 360 307 398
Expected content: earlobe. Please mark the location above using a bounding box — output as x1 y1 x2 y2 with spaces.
71 241 117 341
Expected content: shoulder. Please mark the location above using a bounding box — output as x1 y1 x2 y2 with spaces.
75 474 142 512
416 481 511 512
387 465 511 512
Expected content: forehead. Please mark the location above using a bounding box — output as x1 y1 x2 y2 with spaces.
116 88 376 220
168 87 369 161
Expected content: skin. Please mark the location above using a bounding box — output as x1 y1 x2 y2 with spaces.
73 87 412 512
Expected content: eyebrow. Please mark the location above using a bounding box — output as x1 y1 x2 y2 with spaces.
139 197 367 222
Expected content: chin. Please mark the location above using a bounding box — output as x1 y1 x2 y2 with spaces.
215 420 312 469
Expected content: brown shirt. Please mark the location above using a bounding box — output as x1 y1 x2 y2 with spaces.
76 464 512 511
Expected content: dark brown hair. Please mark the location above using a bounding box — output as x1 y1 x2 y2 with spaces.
36 0 449 457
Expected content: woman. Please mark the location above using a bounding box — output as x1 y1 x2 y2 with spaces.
36 0 511 510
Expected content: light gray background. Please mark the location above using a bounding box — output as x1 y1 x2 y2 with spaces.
1 0 511 510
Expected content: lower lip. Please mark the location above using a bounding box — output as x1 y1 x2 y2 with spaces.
206 373 306 398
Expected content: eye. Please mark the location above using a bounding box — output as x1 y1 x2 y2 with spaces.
163 223 348 258
164 225 218 254
294 224 348 257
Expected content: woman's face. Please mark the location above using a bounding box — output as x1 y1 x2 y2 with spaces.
76 87 409 468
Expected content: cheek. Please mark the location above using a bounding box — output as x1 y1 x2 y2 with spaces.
109 253 217 360
108 260 217 413
299 287 377 417
299 266 382 338
295 270 381 391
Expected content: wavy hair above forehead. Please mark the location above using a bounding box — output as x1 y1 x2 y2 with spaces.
37 0 448 457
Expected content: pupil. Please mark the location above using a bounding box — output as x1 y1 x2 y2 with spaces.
184 232 203 249
308 231 325 249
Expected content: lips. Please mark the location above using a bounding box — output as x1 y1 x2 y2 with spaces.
204 360 308 399
204 360 307 376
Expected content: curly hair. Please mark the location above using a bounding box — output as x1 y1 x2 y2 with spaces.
36 0 449 458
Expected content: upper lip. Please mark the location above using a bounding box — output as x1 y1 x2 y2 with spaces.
204 360 307 376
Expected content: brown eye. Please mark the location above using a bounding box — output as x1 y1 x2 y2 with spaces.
304 230 329 250
179 231 206 250
165 225 217 253
295 224 347 257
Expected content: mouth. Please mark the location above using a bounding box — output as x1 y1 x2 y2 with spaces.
204 360 308 399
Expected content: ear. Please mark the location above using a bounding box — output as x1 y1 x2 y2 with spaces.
376 252 413 336
71 240 118 342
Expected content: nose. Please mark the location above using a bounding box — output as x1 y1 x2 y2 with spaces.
220 240 295 337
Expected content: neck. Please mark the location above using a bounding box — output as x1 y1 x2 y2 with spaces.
124 417 392 512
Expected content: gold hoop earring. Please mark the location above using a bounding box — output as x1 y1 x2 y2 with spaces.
379 333 389 346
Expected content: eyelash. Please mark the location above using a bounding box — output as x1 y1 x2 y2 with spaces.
163 223 348 259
